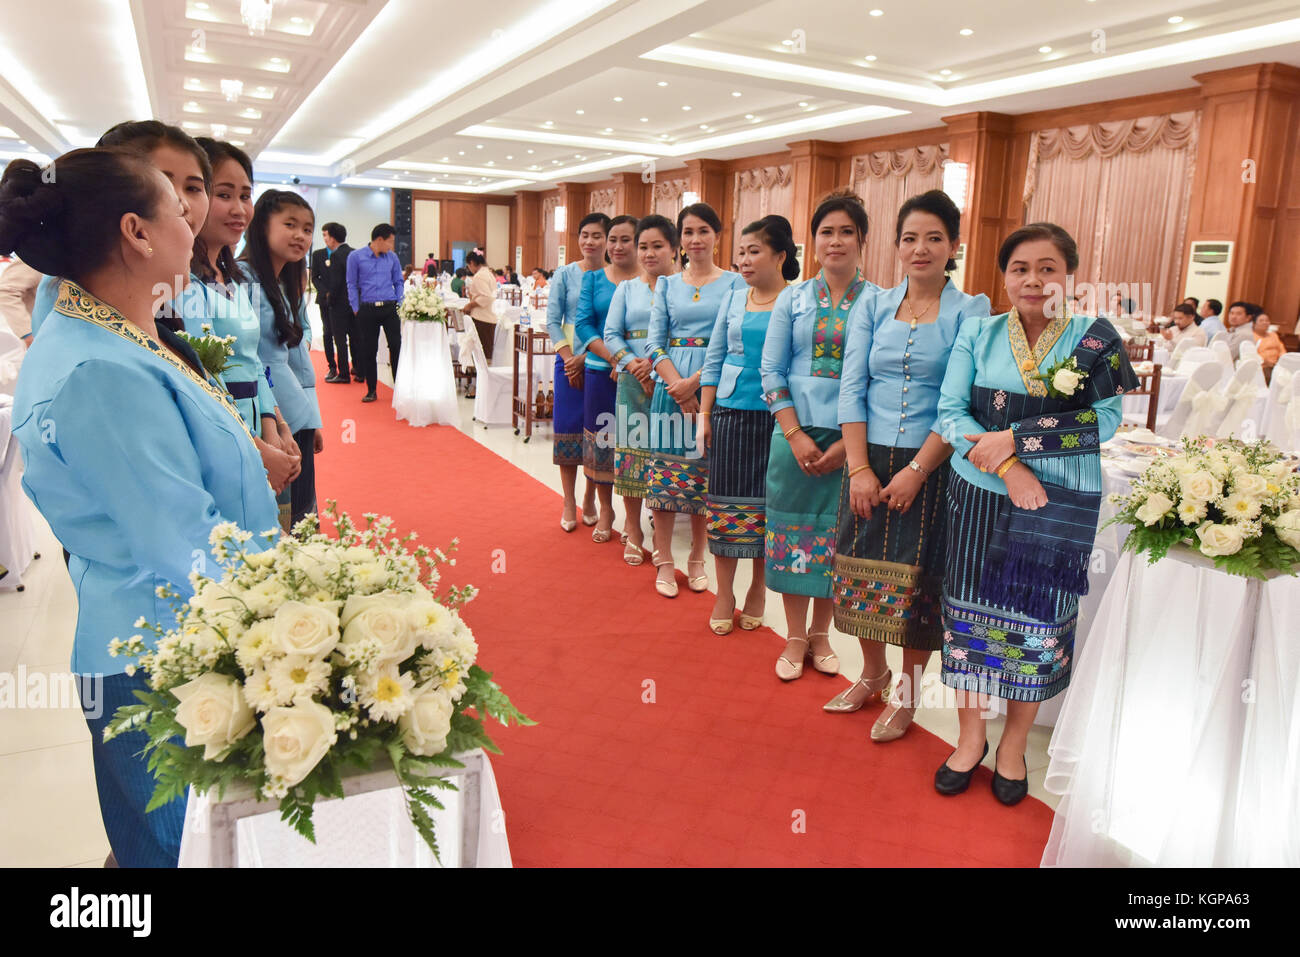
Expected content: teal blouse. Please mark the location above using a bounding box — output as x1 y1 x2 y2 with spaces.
603 278 655 372
573 269 619 373
647 271 746 383
250 276 322 433
700 287 771 411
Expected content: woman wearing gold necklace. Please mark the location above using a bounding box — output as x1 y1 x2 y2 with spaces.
4 148 278 864
829 190 990 740
645 203 746 597
698 215 801 633
933 222 1138 805
760 191 878 679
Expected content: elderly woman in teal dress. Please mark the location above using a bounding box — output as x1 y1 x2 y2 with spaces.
830 190 990 741
932 222 1138 805
761 191 878 681
4 148 278 866
698 215 801 635
645 203 746 598
604 215 679 564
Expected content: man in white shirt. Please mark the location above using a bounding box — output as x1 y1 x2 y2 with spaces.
1161 303 1207 349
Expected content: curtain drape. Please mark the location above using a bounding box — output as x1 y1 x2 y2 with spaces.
588 187 617 218
733 165 794 233
653 178 688 219
848 145 948 287
542 195 559 270
1023 112 1199 316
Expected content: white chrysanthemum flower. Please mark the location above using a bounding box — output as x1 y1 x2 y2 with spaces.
1177 499 1207 525
357 665 416 722
242 668 281 712
235 619 275 671
1221 492 1262 522
269 654 331 703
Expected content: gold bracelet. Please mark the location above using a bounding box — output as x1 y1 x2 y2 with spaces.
783 425 803 439
995 455 1020 479
848 464 871 478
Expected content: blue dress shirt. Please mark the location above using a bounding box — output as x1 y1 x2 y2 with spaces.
346 245 404 314
250 278 322 433
700 287 772 411
1200 315 1225 342
13 281 278 675
838 278 991 446
603 277 656 372
647 271 746 384
574 268 618 372
760 275 880 431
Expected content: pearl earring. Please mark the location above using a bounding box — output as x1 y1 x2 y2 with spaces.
147 247 153 254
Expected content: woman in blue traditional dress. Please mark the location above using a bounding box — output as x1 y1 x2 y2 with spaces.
604 215 679 564
573 215 640 543
3 149 278 866
241 189 324 531
698 215 800 634
547 213 608 532
761 190 878 680
829 190 990 740
933 222 1138 804
646 203 746 598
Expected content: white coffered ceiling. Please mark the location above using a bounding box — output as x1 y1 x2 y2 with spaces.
2 0 1299 193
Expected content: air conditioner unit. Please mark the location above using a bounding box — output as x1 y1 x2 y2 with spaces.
1183 241 1233 305
949 243 967 293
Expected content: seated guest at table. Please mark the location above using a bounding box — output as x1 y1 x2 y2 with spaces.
761 190 875 676
346 223 404 403
574 215 640 542
1198 298 1224 338
494 268 506 285
699 215 800 634
605 215 678 564
3 148 278 865
424 252 438 276
1220 300 1261 359
322 222 357 383
531 267 549 290
1161 302 1206 348
465 250 500 361
451 267 468 297
1183 296 1199 312
933 222 1138 805
1252 312 1285 371
831 190 990 736
242 190 323 529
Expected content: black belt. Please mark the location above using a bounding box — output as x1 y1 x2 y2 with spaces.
226 380 258 400
364 300 397 308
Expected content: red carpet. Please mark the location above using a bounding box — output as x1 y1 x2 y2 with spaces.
312 356 1055 866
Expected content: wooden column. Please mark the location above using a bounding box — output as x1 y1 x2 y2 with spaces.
512 191 541 273
1187 63 1300 336
555 181 586 266
942 111 1023 310
614 171 652 217
788 140 841 278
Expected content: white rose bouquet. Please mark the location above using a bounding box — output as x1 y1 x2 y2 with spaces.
176 323 237 379
1107 437 1300 578
398 284 448 325
1035 355 1088 399
104 502 531 859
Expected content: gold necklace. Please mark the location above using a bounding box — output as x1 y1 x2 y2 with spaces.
905 294 939 323
749 288 781 308
685 267 714 302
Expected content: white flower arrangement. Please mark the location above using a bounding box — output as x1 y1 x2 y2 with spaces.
1108 437 1300 578
397 284 448 325
104 502 531 858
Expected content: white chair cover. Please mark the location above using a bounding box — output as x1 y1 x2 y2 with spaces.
1262 365 1297 447
1215 357 1268 439
1158 361 1226 440
1168 336 1195 371
1238 339 1259 363
1211 339 1235 372
464 323 513 427
0 398 36 591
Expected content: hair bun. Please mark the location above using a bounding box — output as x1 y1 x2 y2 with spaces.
0 160 67 273
760 214 794 240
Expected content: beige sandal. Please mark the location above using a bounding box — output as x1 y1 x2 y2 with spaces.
807 631 840 675
775 636 810 681
824 667 892 713
686 558 709 593
654 559 678 598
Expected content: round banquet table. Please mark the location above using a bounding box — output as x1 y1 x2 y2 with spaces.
1121 368 1188 425
392 319 459 427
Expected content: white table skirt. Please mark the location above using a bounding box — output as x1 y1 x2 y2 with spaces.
392 320 459 427
1042 548 1299 866
179 751 512 867
1122 371 1188 424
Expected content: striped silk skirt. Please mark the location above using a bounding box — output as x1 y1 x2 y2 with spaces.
582 365 617 485
645 381 708 514
832 443 949 650
552 353 584 466
705 407 772 558
764 425 842 598
940 473 1078 703
614 371 653 498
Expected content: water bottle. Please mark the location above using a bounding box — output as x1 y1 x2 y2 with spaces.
519 303 531 328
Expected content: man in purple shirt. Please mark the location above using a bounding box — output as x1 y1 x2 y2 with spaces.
346 223 405 402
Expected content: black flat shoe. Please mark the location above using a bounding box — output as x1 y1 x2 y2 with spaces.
991 751 1029 806
934 741 988 795
353 374 365 383
361 392 377 403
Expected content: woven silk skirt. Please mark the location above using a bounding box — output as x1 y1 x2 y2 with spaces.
645 381 708 515
614 371 653 498
940 473 1078 703
705 407 772 558
765 425 842 598
582 366 617 485
832 443 949 650
552 354 584 466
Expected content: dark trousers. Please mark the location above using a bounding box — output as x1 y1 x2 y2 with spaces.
357 302 401 393
291 428 317 527
319 293 337 374
329 303 356 378
472 317 496 362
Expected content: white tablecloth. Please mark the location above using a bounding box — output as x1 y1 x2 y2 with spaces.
0 398 36 591
1042 547 1300 866
1122 370 1188 424
392 320 459 427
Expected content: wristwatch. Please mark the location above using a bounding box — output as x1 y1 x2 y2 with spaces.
908 460 929 476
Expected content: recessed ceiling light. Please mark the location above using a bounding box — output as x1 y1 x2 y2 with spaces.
744 113 754 119
291 16 304 24
527 148 534 153
940 69 952 76
639 117 649 122
486 161 494 166
552 159 560 164
959 28 973 36
731 91 741 97
750 116 760 122
657 81 668 87
798 101 808 107
613 96 623 102
458 150 465 155
865 54 877 61
506 155 513 160
543 120 553 126
575 109 584 115
576 154 585 159
682 105 691 111
1169 16 1183 24
195 1 209 8
602 127 613 133
270 57 283 64
699 124 708 129
659 133 670 139
1039 46 1052 53
869 8 883 15
781 39 792 46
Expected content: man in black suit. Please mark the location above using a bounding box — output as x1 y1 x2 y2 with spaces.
321 223 359 383
310 240 337 379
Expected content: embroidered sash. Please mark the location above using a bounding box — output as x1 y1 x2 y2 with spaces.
1006 306 1072 396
